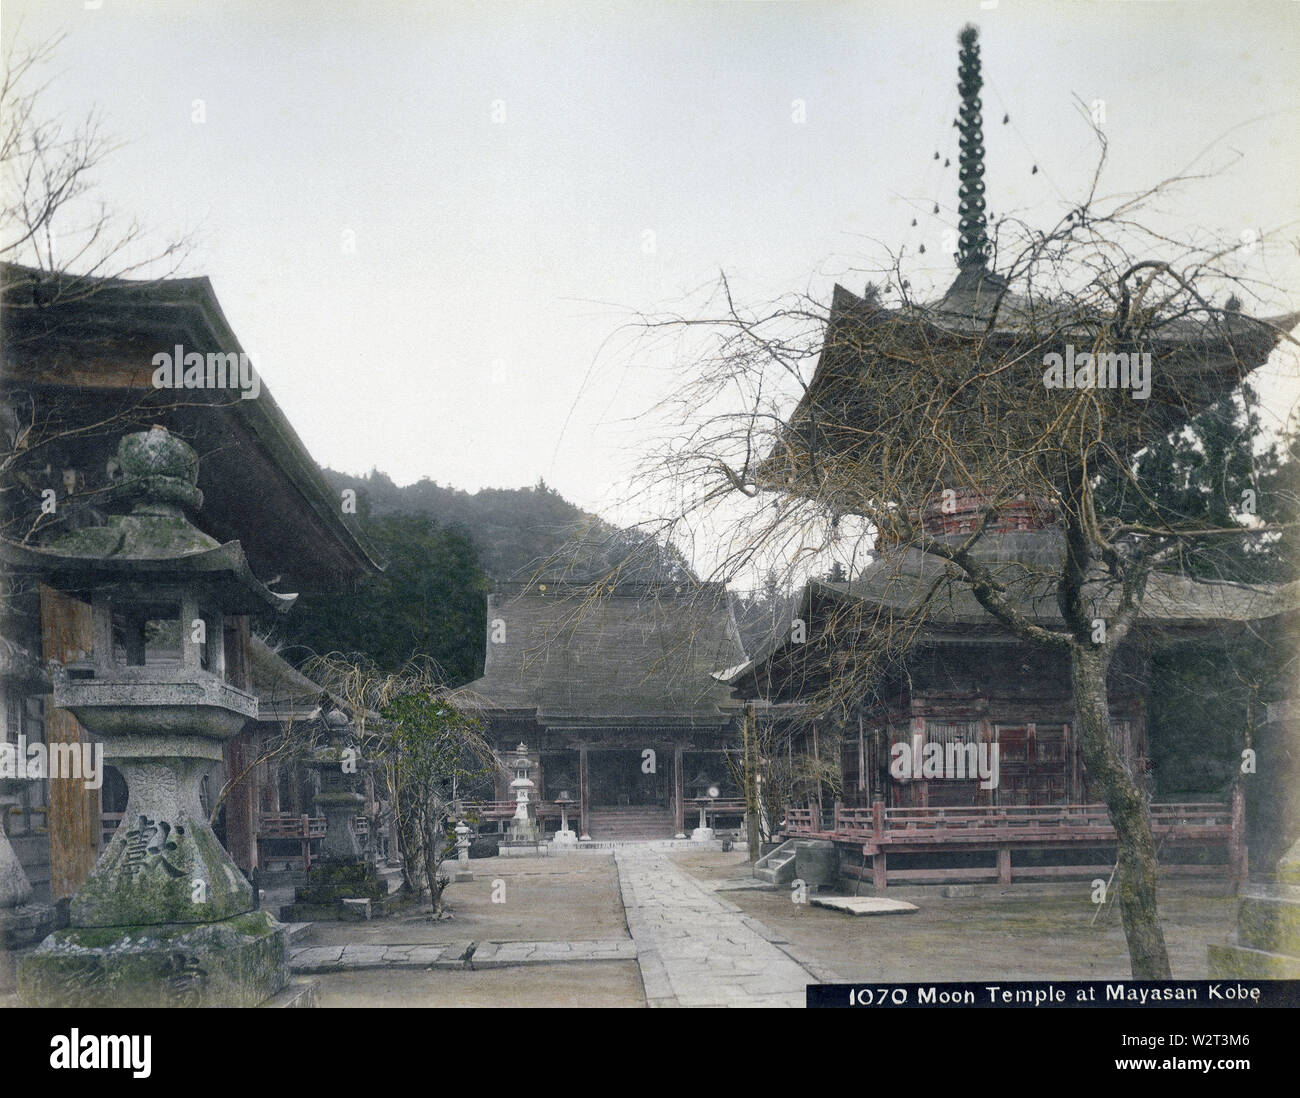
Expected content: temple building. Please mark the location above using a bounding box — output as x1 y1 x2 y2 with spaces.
0 262 382 906
723 25 1300 887
461 581 745 840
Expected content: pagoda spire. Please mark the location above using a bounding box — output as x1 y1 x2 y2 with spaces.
954 24 991 270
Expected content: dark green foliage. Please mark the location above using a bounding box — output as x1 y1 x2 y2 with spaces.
1098 387 1297 855
294 860 387 904
276 514 489 681
379 693 490 910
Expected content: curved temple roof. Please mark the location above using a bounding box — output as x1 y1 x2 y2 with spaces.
460 581 745 727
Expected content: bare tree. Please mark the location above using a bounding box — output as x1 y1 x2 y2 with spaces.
612 101 1298 977
1 31 192 304
303 652 498 914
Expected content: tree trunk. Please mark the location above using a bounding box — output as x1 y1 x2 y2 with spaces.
743 705 761 861
1071 644 1171 978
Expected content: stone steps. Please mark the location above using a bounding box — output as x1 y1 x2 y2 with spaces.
753 839 798 886
587 807 676 841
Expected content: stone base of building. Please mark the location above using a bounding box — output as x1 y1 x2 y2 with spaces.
18 908 292 1007
0 903 56 993
1208 883 1300 979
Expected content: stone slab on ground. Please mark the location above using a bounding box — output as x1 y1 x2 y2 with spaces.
290 938 637 972
810 896 919 916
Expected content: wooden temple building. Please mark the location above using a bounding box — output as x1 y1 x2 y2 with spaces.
723 26 1300 887
0 262 383 904
461 581 746 840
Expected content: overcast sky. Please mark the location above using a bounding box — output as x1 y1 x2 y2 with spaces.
6 0 1299 535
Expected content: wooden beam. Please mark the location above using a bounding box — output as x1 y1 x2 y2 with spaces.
672 744 684 834
578 745 589 839
221 615 257 873
39 585 99 900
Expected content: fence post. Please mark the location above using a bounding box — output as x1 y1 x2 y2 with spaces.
872 799 884 841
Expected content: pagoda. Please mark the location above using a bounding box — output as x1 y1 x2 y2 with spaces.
727 24 1299 882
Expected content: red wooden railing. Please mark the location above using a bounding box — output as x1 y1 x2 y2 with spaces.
257 812 328 871
782 793 1245 888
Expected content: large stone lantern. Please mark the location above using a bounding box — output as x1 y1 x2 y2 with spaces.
6 426 300 1007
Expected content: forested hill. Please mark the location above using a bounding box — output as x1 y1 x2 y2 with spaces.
322 467 692 584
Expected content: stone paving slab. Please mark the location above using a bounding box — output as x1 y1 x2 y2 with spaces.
810 896 919 916
615 847 839 1008
290 938 636 973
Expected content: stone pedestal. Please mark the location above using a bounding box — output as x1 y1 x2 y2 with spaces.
690 801 714 842
1207 882 1300 979
315 793 364 862
18 679 292 1006
551 798 577 848
22 910 289 1007
1 902 56 995
506 817 540 844
1209 836 1300 979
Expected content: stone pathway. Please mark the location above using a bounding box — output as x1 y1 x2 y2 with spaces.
615 845 840 1007
291 938 636 972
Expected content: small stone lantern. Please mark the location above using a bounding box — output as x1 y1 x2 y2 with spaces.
453 818 473 882
6 427 297 1007
306 707 366 862
550 780 577 848
688 770 719 842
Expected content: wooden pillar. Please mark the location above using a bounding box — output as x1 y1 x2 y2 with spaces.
221 615 257 873
1230 782 1247 889
259 746 280 816
672 744 684 834
997 846 1012 885
872 849 887 890
578 745 589 839
39 585 100 900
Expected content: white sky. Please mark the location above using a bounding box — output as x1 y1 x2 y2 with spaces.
5 0 1299 541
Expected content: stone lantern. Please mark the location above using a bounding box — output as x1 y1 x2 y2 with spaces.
550 779 577 848
306 707 366 863
505 742 538 844
453 818 473 882
687 770 719 842
7 426 300 1007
